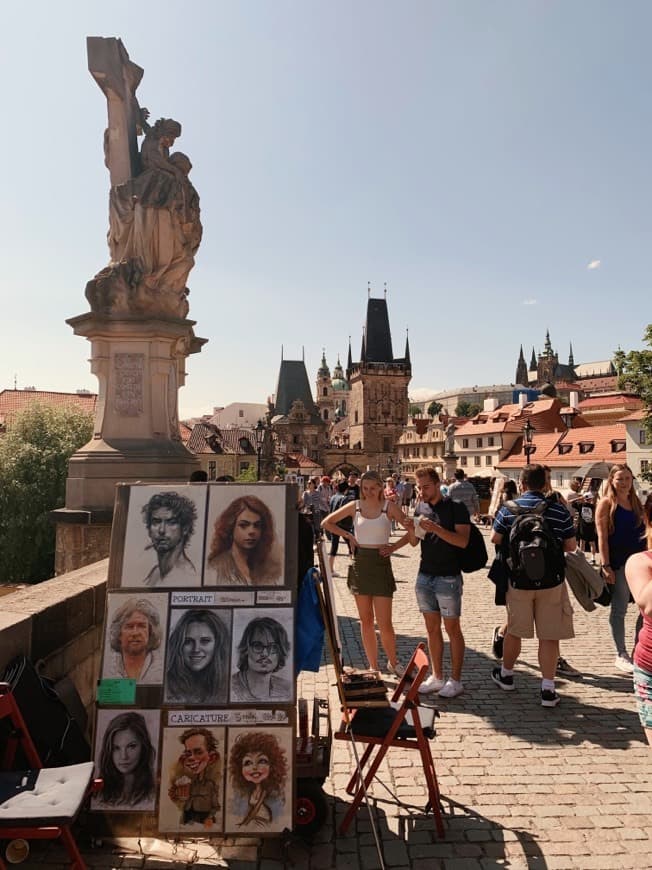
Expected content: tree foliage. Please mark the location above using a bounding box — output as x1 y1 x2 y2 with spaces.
617 325 652 480
427 401 443 418
236 464 258 482
0 403 93 584
408 404 423 417
455 400 482 418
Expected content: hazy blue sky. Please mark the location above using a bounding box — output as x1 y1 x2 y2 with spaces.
3 2 650 416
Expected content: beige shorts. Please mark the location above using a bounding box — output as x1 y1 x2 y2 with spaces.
506 582 575 641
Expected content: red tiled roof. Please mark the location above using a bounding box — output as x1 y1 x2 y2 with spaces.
0 389 96 427
455 398 560 437
186 424 270 456
578 394 642 410
285 453 321 469
498 423 627 469
618 410 646 422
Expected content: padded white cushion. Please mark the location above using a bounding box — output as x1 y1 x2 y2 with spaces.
0 762 94 826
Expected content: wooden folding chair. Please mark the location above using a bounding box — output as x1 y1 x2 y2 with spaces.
334 642 445 837
0 682 97 869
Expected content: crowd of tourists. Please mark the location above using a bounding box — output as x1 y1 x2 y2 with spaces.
318 462 652 746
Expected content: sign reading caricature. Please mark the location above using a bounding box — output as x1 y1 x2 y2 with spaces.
120 486 207 588
204 486 285 587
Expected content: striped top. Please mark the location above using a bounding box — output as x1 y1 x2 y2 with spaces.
493 491 575 541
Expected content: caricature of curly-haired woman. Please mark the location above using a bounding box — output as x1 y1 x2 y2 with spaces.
228 732 288 828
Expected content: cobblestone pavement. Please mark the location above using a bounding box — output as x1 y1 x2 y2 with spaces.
34 529 651 869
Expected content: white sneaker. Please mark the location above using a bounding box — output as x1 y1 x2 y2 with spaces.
615 654 634 674
387 661 406 678
418 674 446 694
438 678 464 698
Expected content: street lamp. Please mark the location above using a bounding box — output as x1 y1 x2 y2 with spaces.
523 418 536 465
254 419 266 480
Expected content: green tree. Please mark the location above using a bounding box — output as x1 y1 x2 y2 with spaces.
617 325 652 480
409 404 423 417
427 401 443 418
455 400 482 417
236 464 258 482
0 403 94 584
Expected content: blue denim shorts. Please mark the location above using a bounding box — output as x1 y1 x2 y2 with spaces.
415 572 463 618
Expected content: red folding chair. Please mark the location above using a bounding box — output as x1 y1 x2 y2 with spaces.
0 682 98 869
334 642 445 837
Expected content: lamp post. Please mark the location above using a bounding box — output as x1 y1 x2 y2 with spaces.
254 419 266 480
523 418 536 465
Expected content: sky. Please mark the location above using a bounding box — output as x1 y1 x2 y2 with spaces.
2 2 651 417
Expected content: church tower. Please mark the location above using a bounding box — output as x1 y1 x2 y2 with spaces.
515 345 528 386
537 329 559 385
347 288 411 456
315 349 336 422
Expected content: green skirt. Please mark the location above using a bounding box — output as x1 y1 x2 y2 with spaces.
347 547 396 598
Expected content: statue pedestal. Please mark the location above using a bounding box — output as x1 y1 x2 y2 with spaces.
442 453 458 481
52 313 206 571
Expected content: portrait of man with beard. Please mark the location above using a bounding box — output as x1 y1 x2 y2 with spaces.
141 491 198 587
103 595 166 684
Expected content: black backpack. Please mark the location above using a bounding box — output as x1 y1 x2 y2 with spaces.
503 498 565 589
459 524 488 573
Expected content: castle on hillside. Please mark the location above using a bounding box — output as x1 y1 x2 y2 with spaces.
515 330 617 393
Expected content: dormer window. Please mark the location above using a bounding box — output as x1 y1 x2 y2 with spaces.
558 443 572 455
610 439 626 453
578 441 595 454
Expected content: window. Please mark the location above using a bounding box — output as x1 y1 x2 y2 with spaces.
558 443 572 455
474 456 481 466
641 460 650 475
640 430 647 445
208 461 216 481
354 411 359 423
462 438 469 448
383 436 392 452
293 434 299 444
323 387 327 396
579 442 595 454
415 447 420 457
610 439 626 453
239 409 244 417
323 409 329 420
488 436 495 447
476 438 482 448
461 456 467 466
485 455 492 465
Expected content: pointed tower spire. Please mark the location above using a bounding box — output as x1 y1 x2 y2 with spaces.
544 329 552 356
516 344 528 386
367 280 371 298
529 347 537 370
404 328 411 364
384 281 388 299
360 325 367 363
347 336 353 374
568 342 575 367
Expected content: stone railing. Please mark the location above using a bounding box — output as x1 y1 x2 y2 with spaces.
0 559 108 722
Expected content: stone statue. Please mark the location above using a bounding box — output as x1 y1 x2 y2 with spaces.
85 38 202 319
445 421 456 455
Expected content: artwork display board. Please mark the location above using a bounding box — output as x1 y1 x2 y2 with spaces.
93 483 298 838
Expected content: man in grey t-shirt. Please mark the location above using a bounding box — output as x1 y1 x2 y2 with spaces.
448 469 479 520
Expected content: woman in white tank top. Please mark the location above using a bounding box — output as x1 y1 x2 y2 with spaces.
321 470 412 675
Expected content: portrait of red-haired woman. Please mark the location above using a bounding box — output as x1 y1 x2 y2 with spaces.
205 493 283 586
226 729 291 830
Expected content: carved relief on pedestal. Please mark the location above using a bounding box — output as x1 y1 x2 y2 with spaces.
113 353 145 416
